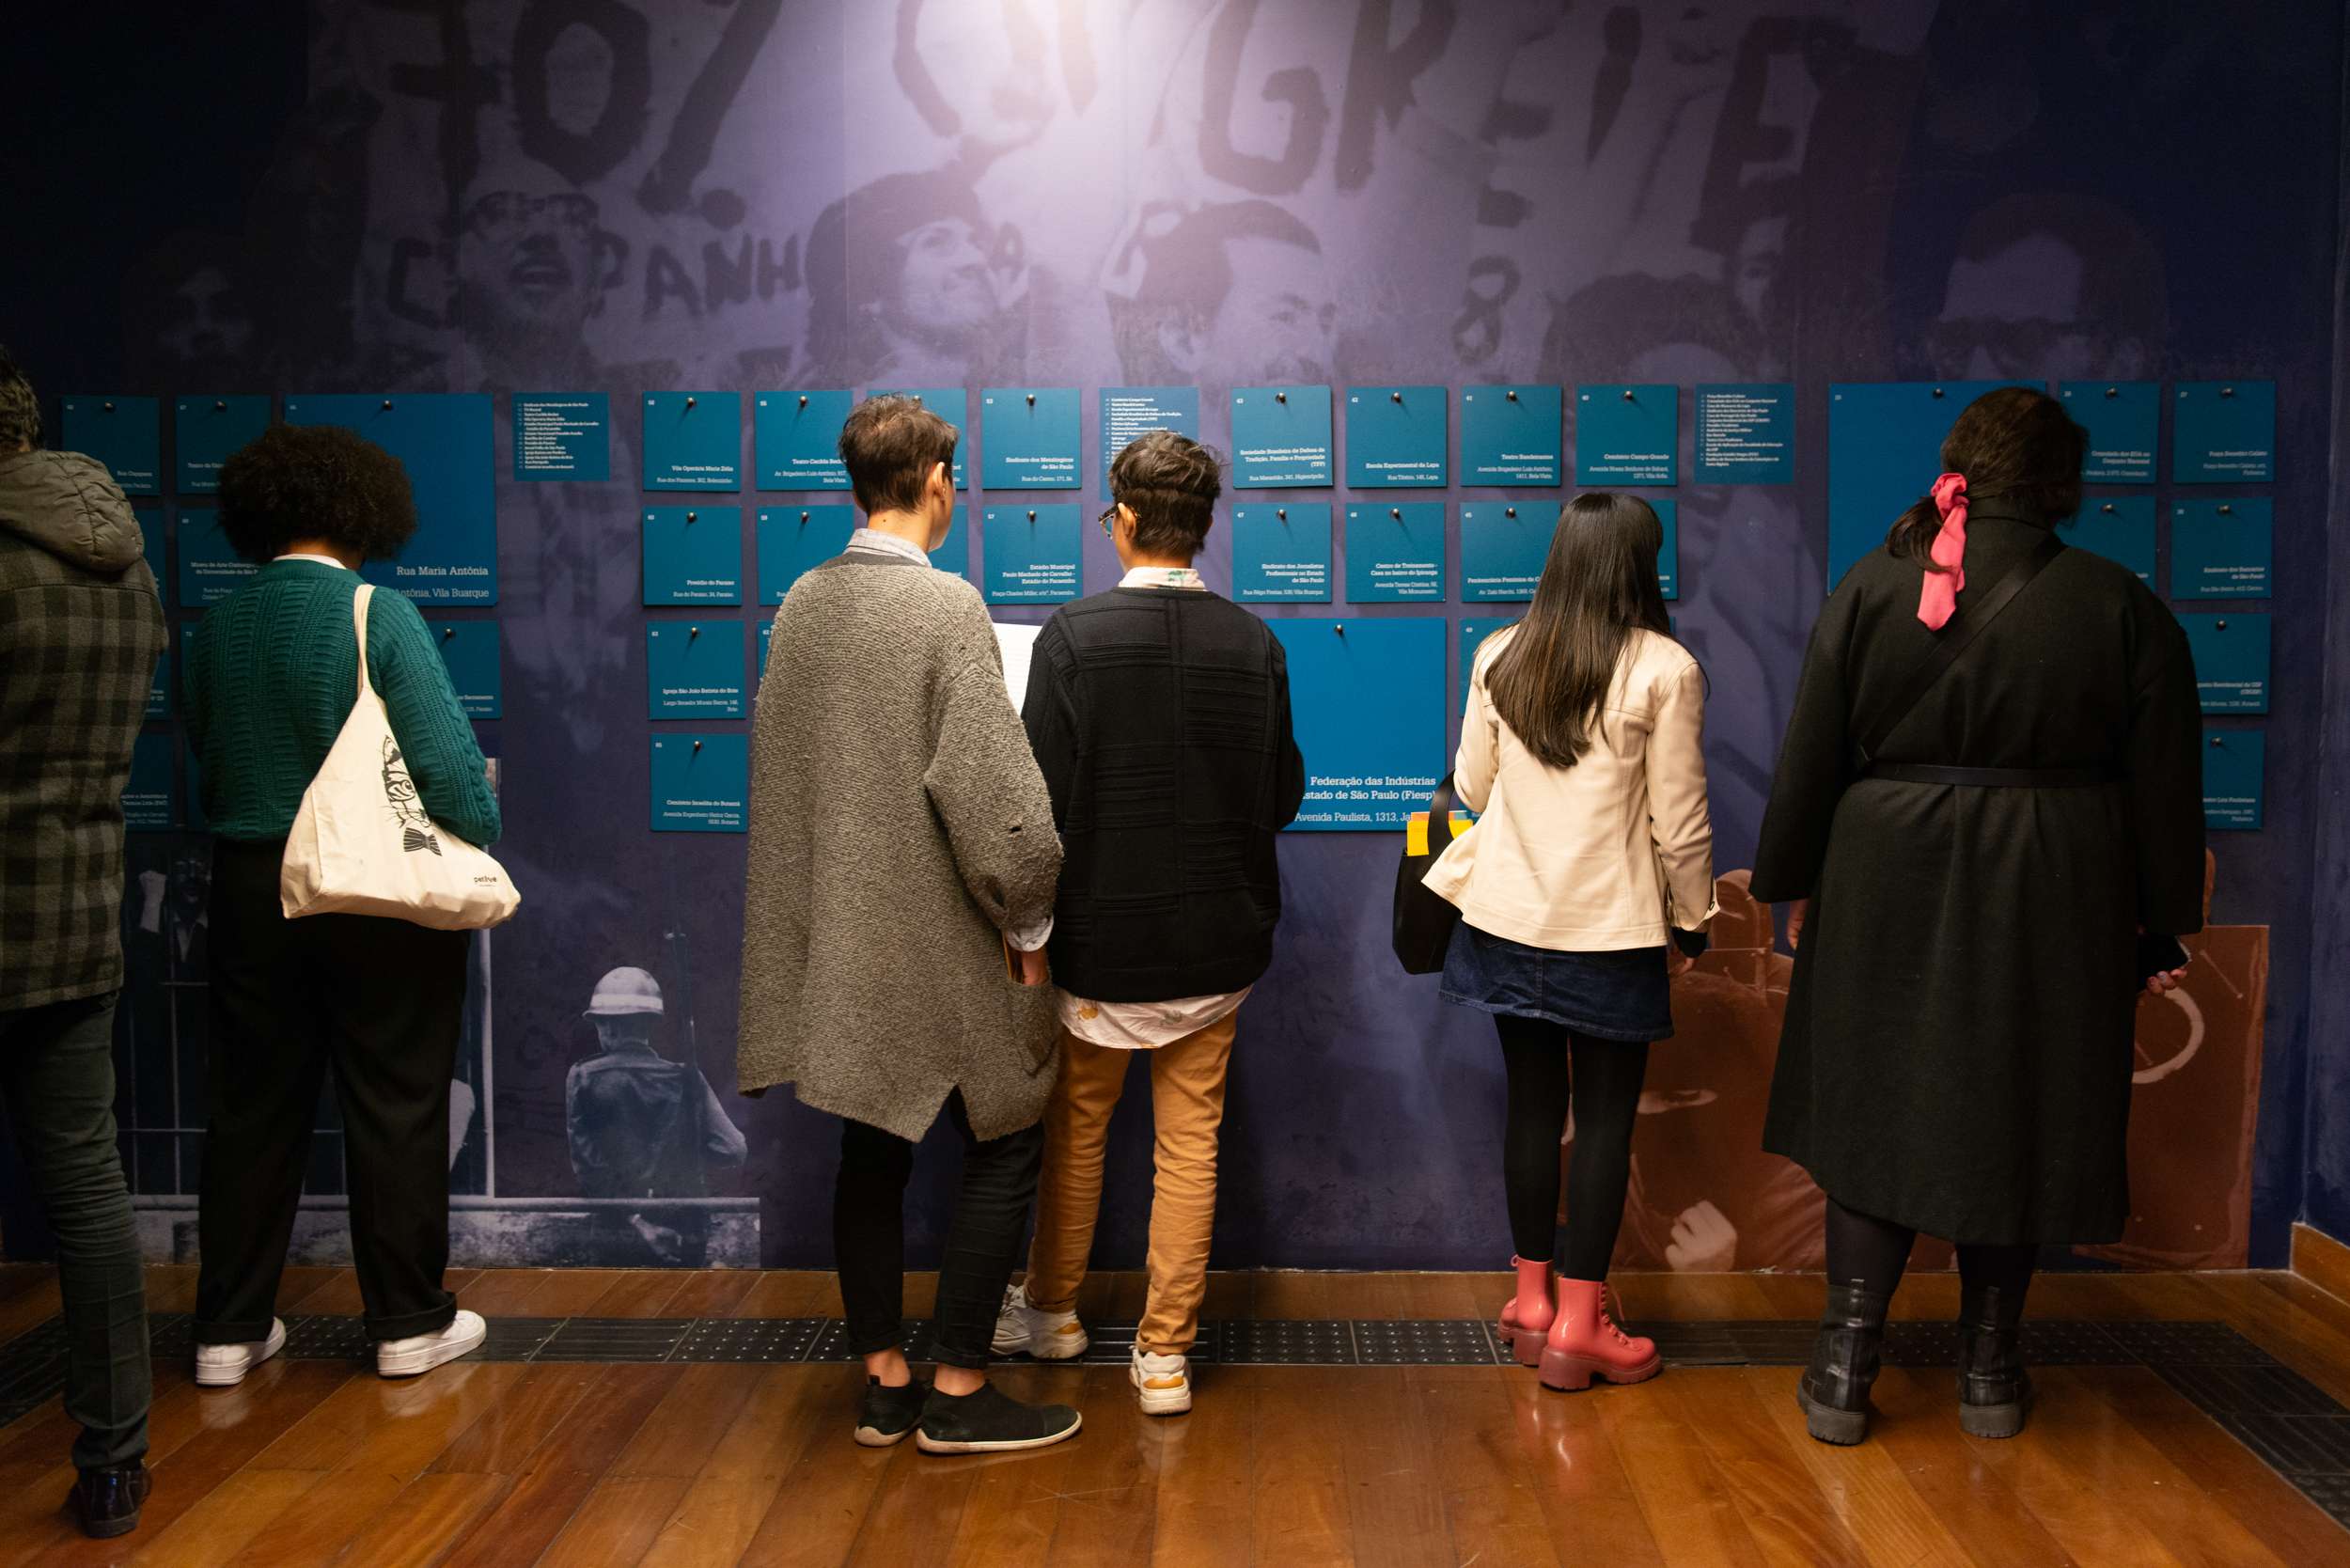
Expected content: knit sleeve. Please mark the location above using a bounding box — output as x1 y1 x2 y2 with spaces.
1268 635 1305 827
366 591 503 846
926 651 1062 933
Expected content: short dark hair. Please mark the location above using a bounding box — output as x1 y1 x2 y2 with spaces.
0 343 38 451
839 394 958 514
215 423 417 563
1110 431 1223 558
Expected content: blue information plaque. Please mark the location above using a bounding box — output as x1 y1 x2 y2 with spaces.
286 394 497 603
929 505 972 581
1230 386 1333 488
1459 385 1561 486
1460 617 1520 715
756 506 856 603
2172 382 2274 483
650 734 748 832
1231 503 1331 602
1344 503 1445 602
867 389 967 487
124 734 175 831
147 635 170 720
1270 618 1446 830
1345 386 1447 488
982 504 1082 603
981 388 1080 490
2202 730 2264 830
1653 497 1679 601
641 506 743 605
1098 387 1198 500
1694 384 1794 483
2067 496 2155 584
2170 498 2271 599
754 389 852 491
758 619 774 680
135 507 165 588
2179 614 2270 713
428 622 501 718
647 621 748 719
1825 381 2035 587
1458 504 1545 601
1575 384 1676 485
2058 382 2157 482
175 508 255 606
641 391 741 490
61 397 159 494
512 394 609 481
174 396 270 493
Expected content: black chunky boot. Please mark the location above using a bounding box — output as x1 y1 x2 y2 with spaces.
1795 1282 1890 1445
1956 1281 2034 1438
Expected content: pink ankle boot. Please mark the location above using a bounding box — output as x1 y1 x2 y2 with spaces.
1539 1278 1661 1391
1496 1257 1555 1367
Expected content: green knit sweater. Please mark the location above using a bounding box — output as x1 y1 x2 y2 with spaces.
185 559 501 845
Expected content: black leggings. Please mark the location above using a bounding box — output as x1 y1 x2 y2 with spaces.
1825 1197 2037 1299
1496 1014 1648 1280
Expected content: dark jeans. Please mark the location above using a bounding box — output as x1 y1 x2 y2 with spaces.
196 838 465 1343
835 1090 1043 1371
1496 1014 1649 1279
0 991 149 1472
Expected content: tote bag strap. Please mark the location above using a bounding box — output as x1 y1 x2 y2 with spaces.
350 582 379 704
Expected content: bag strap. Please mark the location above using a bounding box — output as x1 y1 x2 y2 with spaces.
351 583 376 702
1425 773 1459 854
1856 530 2064 764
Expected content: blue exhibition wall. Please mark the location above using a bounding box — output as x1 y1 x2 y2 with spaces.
0 1 2342 1270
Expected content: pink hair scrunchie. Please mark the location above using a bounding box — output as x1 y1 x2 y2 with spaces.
1916 471 1969 629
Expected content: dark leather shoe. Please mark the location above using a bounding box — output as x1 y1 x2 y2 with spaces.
1795 1282 1891 1445
1957 1280 2034 1438
75 1464 150 1540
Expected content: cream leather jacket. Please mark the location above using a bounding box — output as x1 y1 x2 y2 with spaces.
1424 624 1716 950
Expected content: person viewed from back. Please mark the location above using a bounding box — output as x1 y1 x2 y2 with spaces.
184 423 500 1388
992 431 1304 1416
1425 494 1715 1395
0 346 165 1540
1752 385 2202 1447
738 395 1078 1455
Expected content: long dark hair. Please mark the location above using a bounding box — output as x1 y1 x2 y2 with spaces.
1888 386 2087 567
1486 494 1671 769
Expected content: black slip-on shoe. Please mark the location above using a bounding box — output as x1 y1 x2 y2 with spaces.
914 1380 1082 1454
75 1464 151 1539
854 1376 932 1447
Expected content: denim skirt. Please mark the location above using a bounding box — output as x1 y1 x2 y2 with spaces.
1438 920 1674 1042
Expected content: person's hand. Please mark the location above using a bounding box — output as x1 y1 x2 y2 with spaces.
1784 898 1809 951
1018 946 1049 987
1666 1201 1739 1273
1667 945 1698 980
2145 964 2190 996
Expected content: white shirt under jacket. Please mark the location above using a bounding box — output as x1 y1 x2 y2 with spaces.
1423 624 1718 949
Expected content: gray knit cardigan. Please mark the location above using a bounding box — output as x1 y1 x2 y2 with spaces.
738 550 1062 1141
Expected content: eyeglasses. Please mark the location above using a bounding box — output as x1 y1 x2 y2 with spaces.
463 191 598 238
1099 503 1120 536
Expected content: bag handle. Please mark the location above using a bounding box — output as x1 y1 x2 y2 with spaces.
1856 530 2063 764
1424 773 1460 854
351 583 377 703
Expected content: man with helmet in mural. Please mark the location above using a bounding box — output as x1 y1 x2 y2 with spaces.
565 966 747 1266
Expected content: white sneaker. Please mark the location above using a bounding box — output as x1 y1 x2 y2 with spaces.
1131 1346 1192 1416
195 1318 287 1388
990 1284 1089 1359
377 1309 487 1378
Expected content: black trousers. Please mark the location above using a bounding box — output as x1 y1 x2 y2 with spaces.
195 838 466 1343
835 1090 1042 1370
1496 1014 1650 1280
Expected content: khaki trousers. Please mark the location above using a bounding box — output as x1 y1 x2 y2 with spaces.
1023 1013 1238 1354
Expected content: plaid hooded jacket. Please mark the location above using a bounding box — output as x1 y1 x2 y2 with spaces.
0 450 165 1010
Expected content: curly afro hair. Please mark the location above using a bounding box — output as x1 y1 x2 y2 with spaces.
215 422 417 562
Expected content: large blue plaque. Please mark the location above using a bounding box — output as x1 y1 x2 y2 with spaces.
123 734 175 831
61 397 159 494
982 504 1082 603
650 734 748 832
2202 730 2264 830
2172 382 2274 483
1575 384 1676 485
1269 618 1447 831
175 508 255 606
1345 386 1447 488
641 506 743 605
866 388 967 487
1460 617 1520 716
1231 502 1331 602
1230 386 1333 488
641 391 741 490
2058 382 2157 482
1459 385 1561 486
1694 384 1794 483
285 394 497 604
1099 387 1198 500
141 504 169 715
1825 381 2035 587
930 505 972 581
175 396 270 493
2067 496 2154 584
2170 499 2271 599
1653 497 1679 602
1343 503 1445 603
2178 613 2270 713
981 388 1080 490
756 506 857 603
428 622 501 718
512 394 609 481
647 621 748 719
754 389 852 490
1458 504 1545 601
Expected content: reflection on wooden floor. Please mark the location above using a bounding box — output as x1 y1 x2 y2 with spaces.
1 1263 2346 1564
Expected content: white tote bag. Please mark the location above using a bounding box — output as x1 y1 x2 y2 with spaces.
279 584 520 930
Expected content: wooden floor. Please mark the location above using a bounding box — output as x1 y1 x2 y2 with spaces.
2 1264 2348 1565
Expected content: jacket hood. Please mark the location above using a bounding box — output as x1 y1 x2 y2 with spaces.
0 449 147 572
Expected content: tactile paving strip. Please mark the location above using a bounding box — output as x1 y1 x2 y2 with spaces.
1353 1319 1502 1366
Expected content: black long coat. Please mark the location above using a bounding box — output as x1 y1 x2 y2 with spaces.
1751 503 2205 1245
